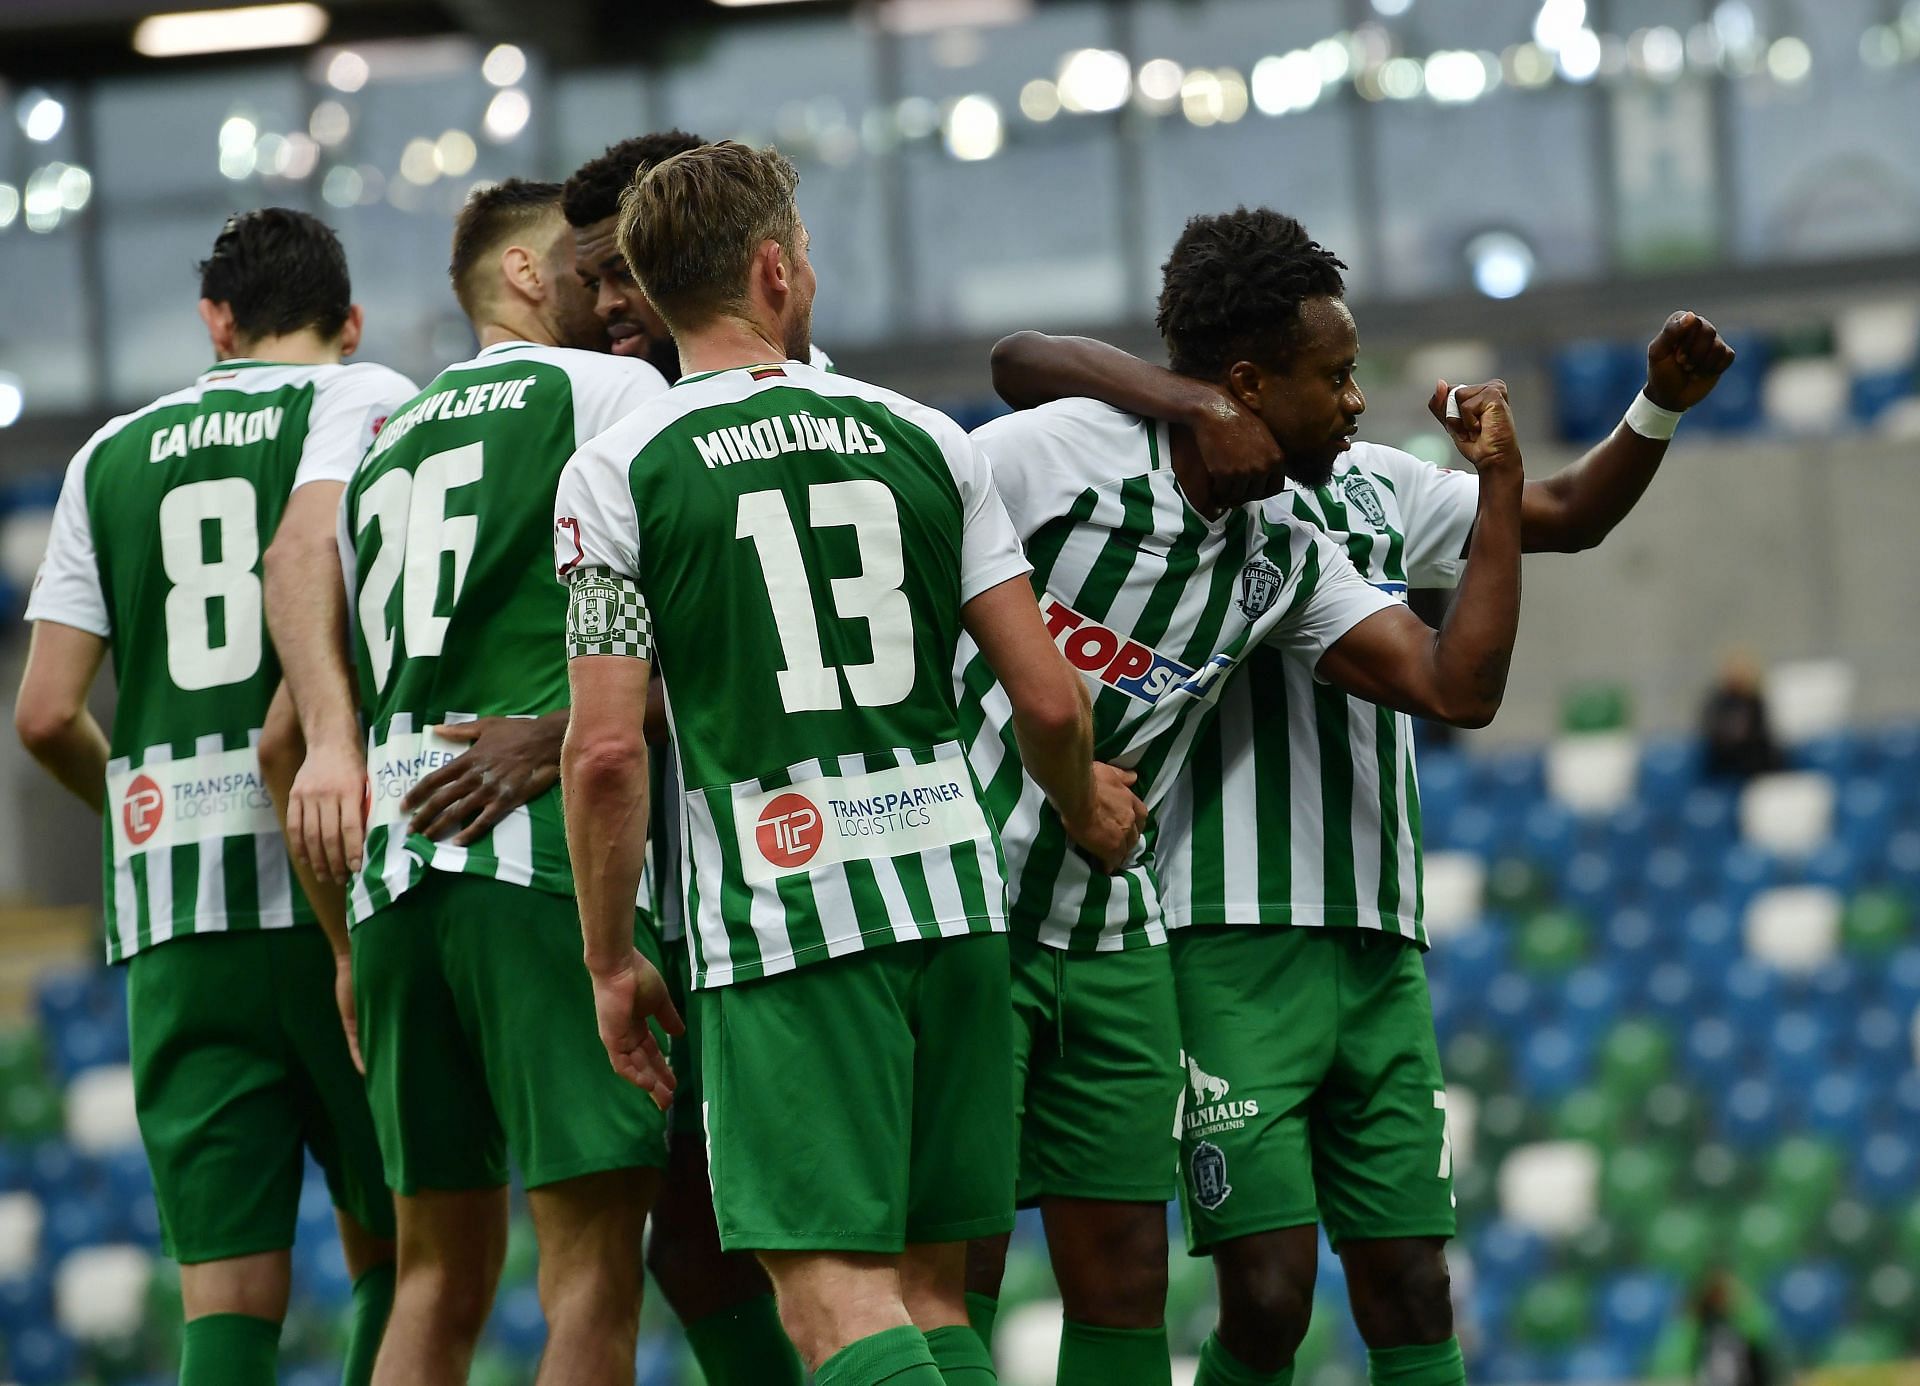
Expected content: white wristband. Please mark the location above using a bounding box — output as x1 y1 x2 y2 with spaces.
1624 391 1683 441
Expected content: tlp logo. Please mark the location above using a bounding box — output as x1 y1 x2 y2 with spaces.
122 774 164 846
755 793 823 870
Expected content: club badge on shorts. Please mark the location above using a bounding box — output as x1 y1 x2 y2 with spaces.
1190 1139 1232 1210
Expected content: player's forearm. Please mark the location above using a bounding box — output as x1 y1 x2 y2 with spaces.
991 331 1217 425
1427 469 1524 727
264 538 360 749
258 703 353 957
562 729 651 977
20 713 108 813
1010 679 1097 826
1524 422 1670 554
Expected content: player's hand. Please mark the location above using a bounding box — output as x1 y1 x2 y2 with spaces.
333 951 364 1076
1428 379 1523 478
590 949 683 1110
287 738 367 884
404 715 566 845
1186 386 1286 509
1060 763 1149 874
1643 310 1737 413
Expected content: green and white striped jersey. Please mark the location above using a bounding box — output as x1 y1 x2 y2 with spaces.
344 341 667 925
1159 442 1479 947
956 400 1397 954
555 360 1030 988
26 358 416 961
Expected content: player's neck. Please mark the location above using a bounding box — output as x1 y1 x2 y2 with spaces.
474 310 558 352
676 314 790 376
1168 425 1225 521
224 329 341 367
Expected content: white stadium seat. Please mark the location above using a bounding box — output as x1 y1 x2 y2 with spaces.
65 1064 141 1154
0 1191 44 1280
1546 731 1640 817
1745 886 1843 974
1421 852 1486 940
1444 1086 1480 1175
1835 301 1919 373
1764 659 1856 746
1760 358 1849 434
1499 1141 1600 1239
0 507 54 595
56 1244 153 1342
996 1298 1066 1386
1740 771 1836 858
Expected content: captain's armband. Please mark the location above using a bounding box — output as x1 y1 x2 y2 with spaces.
565 567 651 660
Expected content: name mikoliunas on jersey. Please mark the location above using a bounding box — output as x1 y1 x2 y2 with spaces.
148 406 285 460
692 412 889 469
368 375 539 458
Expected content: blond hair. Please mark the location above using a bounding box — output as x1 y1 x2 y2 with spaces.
616 141 800 332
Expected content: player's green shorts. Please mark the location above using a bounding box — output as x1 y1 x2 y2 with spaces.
126 927 393 1264
696 933 1015 1253
1170 926 1455 1253
353 872 668 1195
1011 932 1183 1206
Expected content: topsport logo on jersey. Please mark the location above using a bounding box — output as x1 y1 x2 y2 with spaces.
122 774 164 847
755 793 824 869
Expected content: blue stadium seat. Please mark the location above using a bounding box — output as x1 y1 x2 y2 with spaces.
1516 1025 1590 1100
487 1282 547 1358
1637 737 1701 805
1639 846 1697 916
1564 1341 1635 1383
1881 830 1920 895
1523 802 1578 863
1682 1015 1746 1090
1598 1271 1678 1368
1474 1219 1550 1290
1680 786 1738 853
1717 844 1778 914
1892 1071 1920 1125
1769 1262 1850 1354
8 1322 78 1386
1478 749 1546 811
1765 1010 1834 1093
42 1189 109 1258
1602 907 1664 976
1551 341 1647 442
1643 961 1703 1023
1801 957 1866 1023
1486 971 1541 1039
1602 803 1659 873
1794 733 1857 779
1849 367 1915 424
1420 748 1470 823
1720 1077 1787 1152
1434 803 1500 856
1849 1005 1906 1067
1558 964 1623 1043
1836 778 1896 858
1882 945 1920 1011
0 1275 52 1334
1801 841 1862 895
1560 851 1621 921
1869 723 1920 789
1481 1347 1552 1386
1682 903 1741 973
1806 1073 1872 1146
1855 1131 1920 1205
1439 925 1508 995
1721 959 1783 1042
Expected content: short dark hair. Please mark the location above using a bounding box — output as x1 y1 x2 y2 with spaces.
196 208 351 343
448 178 564 318
563 130 706 228
1156 208 1348 379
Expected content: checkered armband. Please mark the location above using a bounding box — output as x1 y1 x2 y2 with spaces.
565 566 652 660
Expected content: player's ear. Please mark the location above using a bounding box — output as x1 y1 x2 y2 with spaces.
759 238 790 302
1223 359 1266 415
198 298 239 359
337 304 365 359
500 243 541 303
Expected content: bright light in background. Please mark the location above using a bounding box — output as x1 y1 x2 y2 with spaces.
280 132 319 178
482 89 531 141
310 100 350 145
1860 24 1901 67
320 165 363 207
1056 48 1130 113
1251 51 1323 116
23 168 62 232
1556 27 1603 81
1766 36 1812 83
18 93 65 143
1136 58 1184 106
943 94 1002 160
482 44 527 87
896 96 940 139
436 129 478 176
56 164 92 211
1019 79 1060 122
1467 231 1535 299
0 184 18 229
1424 50 1488 103
1533 0 1586 51
133 3 327 57
1712 0 1757 54
0 375 23 429
1505 42 1555 86
326 50 370 92
255 132 290 175
218 115 258 179
1640 26 1685 78
1313 36 1353 83
1379 56 1424 99
399 137 440 185
1371 0 1412 14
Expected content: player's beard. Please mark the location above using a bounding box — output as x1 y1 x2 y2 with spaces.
782 299 813 364
1288 450 1340 489
643 331 681 381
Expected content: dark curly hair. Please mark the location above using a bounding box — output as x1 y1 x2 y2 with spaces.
562 130 706 228
197 208 351 343
1156 208 1348 379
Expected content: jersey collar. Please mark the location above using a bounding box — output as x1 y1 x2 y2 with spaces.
477 340 541 357
199 358 287 377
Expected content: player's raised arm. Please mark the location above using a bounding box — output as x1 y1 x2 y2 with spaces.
1314 382 1525 728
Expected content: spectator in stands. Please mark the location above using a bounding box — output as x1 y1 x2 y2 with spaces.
1652 1268 1779 1386
1701 652 1782 780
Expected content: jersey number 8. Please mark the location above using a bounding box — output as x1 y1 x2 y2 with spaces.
158 478 262 692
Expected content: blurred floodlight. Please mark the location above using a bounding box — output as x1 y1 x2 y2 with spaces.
1379 56 1424 99
1467 231 1535 299
1313 36 1353 82
0 184 18 229
896 96 940 138
1057 48 1130 113
255 132 290 175
280 133 319 179
1861 24 1901 67
134 3 326 57
1766 36 1812 83
326 50 370 92
1371 0 1411 14
944 94 1002 160
18 93 65 143
0 374 22 428
320 165 363 207
310 100 350 145
56 165 92 211
1533 0 1587 51
1712 0 1758 54
1556 27 1602 81
436 129 478 176
1640 25 1685 78
1251 50 1322 115
1506 41 1555 86
482 89 531 142
1136 58 1184 104
1180 69 1223 125
1019 78 1061 122
399 137 440 185
482 44 527 87
219 115 257 154
1425 50 1488 103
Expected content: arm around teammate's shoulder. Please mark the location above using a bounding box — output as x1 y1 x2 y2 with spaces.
1314 382 1525 729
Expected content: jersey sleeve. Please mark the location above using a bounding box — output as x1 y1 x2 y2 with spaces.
296 364 418 491
808 344 836 373
1262 524 1399 664
23 443 109 638
1382 447 1479 588
555 435 642 582
933 418 1030 602
569 356 671 448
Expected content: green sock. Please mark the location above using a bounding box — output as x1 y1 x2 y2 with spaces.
683 1294 805 1385
340 1263 393 1386
816 1324 944 1386
926 1323 997 1384
180 1312 279 1386
964 1292 999 1351
1197 1331 1296 1386
1368 1338 1466 1386
1058 1319 1172 1386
